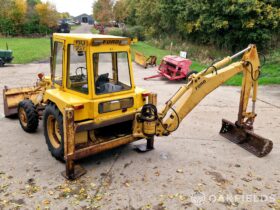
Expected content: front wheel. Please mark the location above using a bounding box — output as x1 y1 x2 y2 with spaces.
43 104 64 161
18 100 39 133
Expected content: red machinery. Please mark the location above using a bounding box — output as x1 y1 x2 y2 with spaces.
144 55 197 80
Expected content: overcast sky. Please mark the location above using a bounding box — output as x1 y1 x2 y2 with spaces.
42 0 94 17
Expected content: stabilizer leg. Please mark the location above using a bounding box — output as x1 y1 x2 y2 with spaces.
62 108 86 180
135 137 154 153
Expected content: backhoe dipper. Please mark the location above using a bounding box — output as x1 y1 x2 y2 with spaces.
3 34 273 180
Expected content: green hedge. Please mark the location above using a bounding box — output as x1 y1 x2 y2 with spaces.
108 25 145 41
0 18 53 36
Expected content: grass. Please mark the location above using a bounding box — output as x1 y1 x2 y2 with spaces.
91 28 99 34
227 48 280 85
132 41 280 86
131 41 205 70
0 38 50 64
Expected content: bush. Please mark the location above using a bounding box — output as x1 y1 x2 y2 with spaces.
107 28 123 36
107 25 146 41
123 25 145 41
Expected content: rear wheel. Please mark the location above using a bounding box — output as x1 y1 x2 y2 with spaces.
186 70 198 80
18 100 39 133
43 104 64 161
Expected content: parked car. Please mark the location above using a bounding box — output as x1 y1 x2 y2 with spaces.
57 20 71 33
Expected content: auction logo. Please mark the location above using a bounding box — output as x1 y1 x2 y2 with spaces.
190 192 206 206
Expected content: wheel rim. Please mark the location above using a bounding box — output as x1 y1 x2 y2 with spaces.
19 107 28 127
47 115 62 149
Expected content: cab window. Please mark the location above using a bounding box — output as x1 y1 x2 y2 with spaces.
54 42 63 85
93 52 131 95
67 45 88 94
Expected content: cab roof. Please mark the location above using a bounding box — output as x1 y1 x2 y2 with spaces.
53 33 128 41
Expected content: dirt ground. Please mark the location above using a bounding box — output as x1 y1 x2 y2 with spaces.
0 25 279 210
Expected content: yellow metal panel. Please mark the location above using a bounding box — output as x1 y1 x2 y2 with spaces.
44 87 146 122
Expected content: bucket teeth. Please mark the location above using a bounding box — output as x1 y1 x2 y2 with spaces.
220 119 273 157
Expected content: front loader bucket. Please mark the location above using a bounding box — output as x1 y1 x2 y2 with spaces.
3 86 39 117
220 119 273 157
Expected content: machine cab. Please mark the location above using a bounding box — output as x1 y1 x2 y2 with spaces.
52 34 134 98
48 34 145 121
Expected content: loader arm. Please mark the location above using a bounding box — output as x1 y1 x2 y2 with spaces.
133 45 273 157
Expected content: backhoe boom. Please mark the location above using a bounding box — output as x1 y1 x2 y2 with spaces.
133 45 273 157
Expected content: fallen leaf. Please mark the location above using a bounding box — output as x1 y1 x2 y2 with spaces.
235 188 243 195
176 169 183 173
124 181 130 187
48 191 54 196
90 183 96 188
253 186 261 192
179 195 188 201
241 177 252 182
95 195 103 201
232 201 239 207
168 195 174 199
155 171 160 176
265 184 271 189
247 172 253 177
42 199 50 205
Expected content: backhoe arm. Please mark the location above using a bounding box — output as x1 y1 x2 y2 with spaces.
160 45 259 133
133 45 273 157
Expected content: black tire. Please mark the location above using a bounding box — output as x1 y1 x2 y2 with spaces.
186 70 198 80
0 59 4 67
18 100 39 133
43 104 64 161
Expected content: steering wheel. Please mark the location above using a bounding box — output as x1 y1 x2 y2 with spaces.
75 67 87 81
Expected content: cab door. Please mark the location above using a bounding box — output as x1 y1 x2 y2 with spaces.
64 42 92 99
52 40 65 89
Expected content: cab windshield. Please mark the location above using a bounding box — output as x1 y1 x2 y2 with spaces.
93 52 131 95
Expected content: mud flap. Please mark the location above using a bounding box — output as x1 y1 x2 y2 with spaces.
220 119 273 157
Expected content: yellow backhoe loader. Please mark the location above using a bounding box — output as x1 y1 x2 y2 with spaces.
3 34 273 180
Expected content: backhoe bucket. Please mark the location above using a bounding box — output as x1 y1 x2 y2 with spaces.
220 119 273 157
3 86 40 117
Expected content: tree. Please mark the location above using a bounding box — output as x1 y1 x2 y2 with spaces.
124 0 138 25
10 0 28 25
176 0 280 50
135 0 161 36
60 12 70 19
35 2 59 28
93 0 113 24
0 0 12 18
113 0 128 23
27 0 41 8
